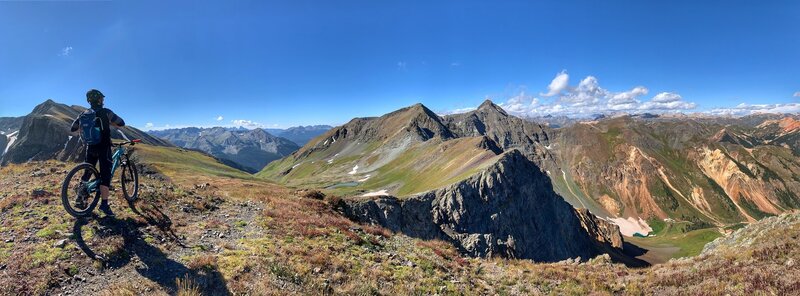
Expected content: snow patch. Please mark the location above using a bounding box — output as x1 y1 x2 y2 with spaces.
348 165 359 175
327 153 340 164
4 130 19 154
545 144 552 150
63 135 73 150
608 217 653 237
361 189 389 197
292 163 301 169
117 129 131 141
357 174 371 182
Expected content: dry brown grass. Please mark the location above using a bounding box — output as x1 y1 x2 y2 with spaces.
188 254 218 271
176 275 201 296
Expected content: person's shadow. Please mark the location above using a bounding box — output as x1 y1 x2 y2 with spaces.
72 200 230 295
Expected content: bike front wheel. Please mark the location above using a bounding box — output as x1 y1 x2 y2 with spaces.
121 156 139 202
61 163 102 218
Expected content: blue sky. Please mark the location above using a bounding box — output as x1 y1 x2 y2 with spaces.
1 1 798 129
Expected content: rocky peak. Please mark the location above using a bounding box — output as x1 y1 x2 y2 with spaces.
31 99 72 116
249 128 271 137
477 99 508 116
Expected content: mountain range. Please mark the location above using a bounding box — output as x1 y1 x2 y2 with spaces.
258 100 635 262
2 98 799 263
259 99 800 261
149 127 301 173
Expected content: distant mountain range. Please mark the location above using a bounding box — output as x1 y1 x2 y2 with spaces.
272 125 333 146
149 125 331 147
149 127 302 173
0 100 171 165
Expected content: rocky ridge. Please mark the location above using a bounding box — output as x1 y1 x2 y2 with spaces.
340 150 631 263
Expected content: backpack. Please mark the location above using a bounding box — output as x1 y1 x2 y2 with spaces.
79 109 104 145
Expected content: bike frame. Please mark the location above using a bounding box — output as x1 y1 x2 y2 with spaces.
85 145 128 193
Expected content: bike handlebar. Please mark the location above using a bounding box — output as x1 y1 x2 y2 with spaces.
113 139 142 147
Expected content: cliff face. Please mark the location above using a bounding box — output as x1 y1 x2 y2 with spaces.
342 150 624 262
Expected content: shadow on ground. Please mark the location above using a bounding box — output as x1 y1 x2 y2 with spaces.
71 199 230 295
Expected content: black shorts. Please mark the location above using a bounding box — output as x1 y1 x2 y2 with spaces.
85 145 113 187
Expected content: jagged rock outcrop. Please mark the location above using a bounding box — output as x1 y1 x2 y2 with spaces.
1 100 171 165
341 150 624 262
574 208 624 249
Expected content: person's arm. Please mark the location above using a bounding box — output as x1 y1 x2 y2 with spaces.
70 115 80 132
106 109 126 127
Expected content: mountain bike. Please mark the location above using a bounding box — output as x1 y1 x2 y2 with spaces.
61 139 141 218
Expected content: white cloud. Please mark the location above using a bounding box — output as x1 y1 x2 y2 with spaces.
231 119 263 128
474 70 699 117
608 86 648 106
651 92 682 103
145 122 154 128
708 103 800 116
216 116 224 121
541 70 569 97
561 76 608 106
499 92 539 114
437 106 477 116
397 61 407 70
794 91 800 97
59 46 73 56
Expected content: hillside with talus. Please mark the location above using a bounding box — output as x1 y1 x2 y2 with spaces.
546 115 800 239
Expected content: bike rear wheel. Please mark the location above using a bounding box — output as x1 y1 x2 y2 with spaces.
121 156 139 202
61 163 102 218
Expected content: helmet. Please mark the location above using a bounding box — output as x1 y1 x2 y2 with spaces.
86 89 105 106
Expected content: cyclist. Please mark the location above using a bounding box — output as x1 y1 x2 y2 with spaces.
70 89 126 216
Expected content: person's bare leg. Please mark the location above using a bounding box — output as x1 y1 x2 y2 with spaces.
100 185 110 200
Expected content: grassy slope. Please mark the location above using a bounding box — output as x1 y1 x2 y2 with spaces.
260 137 502 198
627 221 722 263
135 144 253 180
